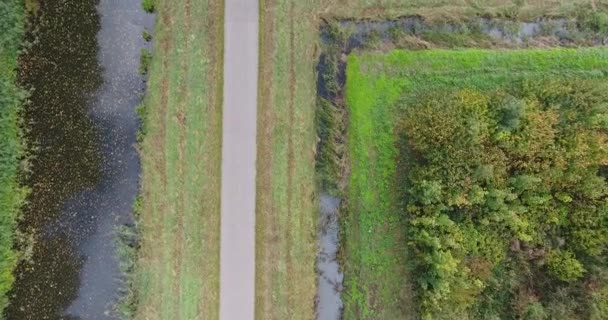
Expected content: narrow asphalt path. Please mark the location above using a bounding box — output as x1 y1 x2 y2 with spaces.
220 1 259 319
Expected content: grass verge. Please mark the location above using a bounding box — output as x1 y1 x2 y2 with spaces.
133 0 224 318
256 0 318 318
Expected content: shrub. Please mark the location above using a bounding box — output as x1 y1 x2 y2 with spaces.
524 302 548 320
590 286 608 320
580 11 608 33
398 81 608 317
114 196 143 319
346 49 608 319
139 49 152 75
135 103 147 142
142 29 152 42
546 250 586 282
142 0 154 13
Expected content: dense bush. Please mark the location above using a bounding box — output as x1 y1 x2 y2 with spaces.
0 0 26 312
399 80 608 319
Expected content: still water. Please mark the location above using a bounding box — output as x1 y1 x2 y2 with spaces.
6 0 154 319
317 194 343 320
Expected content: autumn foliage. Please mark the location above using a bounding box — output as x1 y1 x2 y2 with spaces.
400 81 608 319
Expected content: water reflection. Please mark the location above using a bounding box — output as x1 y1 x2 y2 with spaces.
317 194 343 320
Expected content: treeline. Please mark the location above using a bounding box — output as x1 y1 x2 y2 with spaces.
0 0 26 312
400 80 608 319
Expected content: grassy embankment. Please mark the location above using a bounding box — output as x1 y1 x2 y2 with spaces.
131 0 224 318
0 0 26 313
345 48 608 319
256 1 319 318
259 0 608 319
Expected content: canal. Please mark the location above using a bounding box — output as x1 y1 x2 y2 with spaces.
5 0 154 319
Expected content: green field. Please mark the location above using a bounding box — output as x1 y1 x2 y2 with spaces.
0 0 26 312
344 48 608 319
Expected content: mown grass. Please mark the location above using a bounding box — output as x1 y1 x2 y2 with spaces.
0 0 26 313
256 0 319 318
343 47 608 319
134 0 223 318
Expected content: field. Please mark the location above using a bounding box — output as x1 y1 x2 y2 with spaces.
0 0 26 313
2 0 608 318
344 48 608 319
132 0 224 318
259 0 608 319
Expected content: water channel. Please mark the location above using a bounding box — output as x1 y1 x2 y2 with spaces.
5 1 154 319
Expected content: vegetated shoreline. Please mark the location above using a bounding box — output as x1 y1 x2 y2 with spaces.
114 3 156 318
315 13 608 319
0 0 27 313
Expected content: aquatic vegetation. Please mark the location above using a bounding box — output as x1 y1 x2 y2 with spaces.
142 0 154 13
139 48 152 75
142 29 152 42
0 0 26 312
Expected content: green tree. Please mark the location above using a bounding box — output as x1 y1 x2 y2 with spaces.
546 250 586 282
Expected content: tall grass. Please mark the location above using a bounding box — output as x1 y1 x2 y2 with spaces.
315 98 345 196
114 197 142 319
138 49 152 75
0 0 27 313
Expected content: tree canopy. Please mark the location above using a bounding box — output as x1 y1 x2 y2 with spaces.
399 80 608 319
